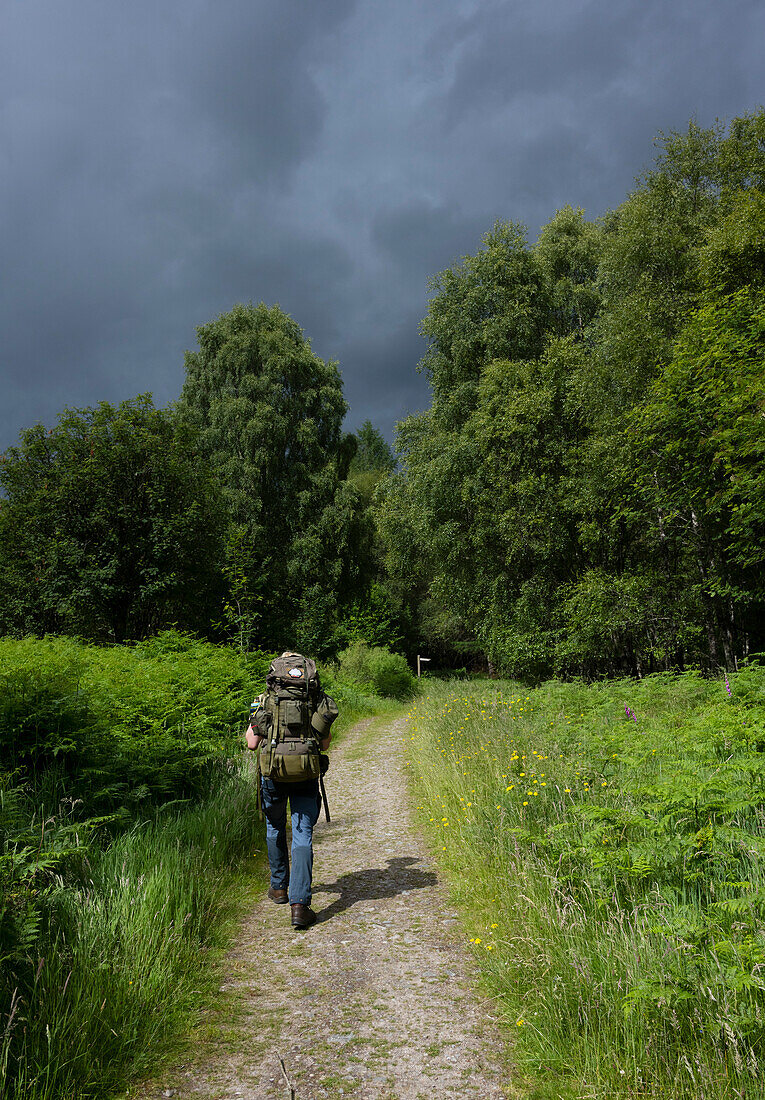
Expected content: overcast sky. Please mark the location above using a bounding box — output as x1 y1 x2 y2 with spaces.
2 0 763 451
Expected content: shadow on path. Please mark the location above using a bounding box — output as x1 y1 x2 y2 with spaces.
314 857 437 923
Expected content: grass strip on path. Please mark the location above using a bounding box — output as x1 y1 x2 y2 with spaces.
405 667 765 1100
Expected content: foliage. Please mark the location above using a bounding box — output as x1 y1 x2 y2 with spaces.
336 640 416 700
216 523 266 652
380 111 765 676
348 419 396 476
630 285 765 667
0 631 272 1097
1 766 263 1100
180 302 371 651
347 419 396 518
329 580 409 653
0 396 226 643
420 219 549 429
407 667 765 1098
0 632 270 808
0 632 385 1098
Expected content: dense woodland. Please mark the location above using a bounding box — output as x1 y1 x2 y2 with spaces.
2 112 765 676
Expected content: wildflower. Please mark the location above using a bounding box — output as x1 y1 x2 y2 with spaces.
516 1018 525 1026
724 670 732 697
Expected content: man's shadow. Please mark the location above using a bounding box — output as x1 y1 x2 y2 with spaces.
314 857 437 923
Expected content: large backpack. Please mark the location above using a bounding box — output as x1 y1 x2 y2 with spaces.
253 652 337 783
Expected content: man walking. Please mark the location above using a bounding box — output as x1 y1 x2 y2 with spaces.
246 652 338 928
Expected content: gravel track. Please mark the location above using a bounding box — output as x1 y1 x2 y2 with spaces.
131 715 513 1100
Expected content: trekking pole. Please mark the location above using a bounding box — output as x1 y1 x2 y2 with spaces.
256 765 264 822
319 773 331 824
279 1056 296 1100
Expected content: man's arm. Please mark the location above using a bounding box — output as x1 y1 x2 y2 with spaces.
313 690 338 752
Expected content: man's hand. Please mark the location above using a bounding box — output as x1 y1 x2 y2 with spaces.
320 733 332 752
245 724 263 750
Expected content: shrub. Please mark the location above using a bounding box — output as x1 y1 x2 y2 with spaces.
0 632 274 814
337 640 416 699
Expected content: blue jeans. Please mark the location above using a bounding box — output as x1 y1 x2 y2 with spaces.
260 777 321 905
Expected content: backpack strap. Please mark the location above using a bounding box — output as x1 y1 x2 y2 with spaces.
264 692 280 776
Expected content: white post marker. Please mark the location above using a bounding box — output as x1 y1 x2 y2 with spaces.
417 656 431 678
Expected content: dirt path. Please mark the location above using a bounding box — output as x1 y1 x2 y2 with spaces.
134 715 514 1100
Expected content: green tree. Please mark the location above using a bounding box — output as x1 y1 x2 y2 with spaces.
0 396 226 641
570 118 765 673
630 285 765 667
348 419 395 510
533 205 602 337
180 302 366 651
378 215 593 673
380 111 765 676
349 420 395 475
420 220 549 429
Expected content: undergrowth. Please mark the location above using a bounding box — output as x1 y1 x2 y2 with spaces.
0 632 380 1099
406 666 765 1100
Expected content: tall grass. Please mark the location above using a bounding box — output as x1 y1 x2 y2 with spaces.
0 632 382 1099
2 768 262 1099
406 668 765 1099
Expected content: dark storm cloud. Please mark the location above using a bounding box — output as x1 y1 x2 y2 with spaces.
437 0 643 113
340 319 432 433
2 0 764 452
425 0 765 223
174 0 357 184
0 0 358 448
372 201 489 281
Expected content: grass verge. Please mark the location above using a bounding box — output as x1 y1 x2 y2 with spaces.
2 767 265 1100
405 668 765 1100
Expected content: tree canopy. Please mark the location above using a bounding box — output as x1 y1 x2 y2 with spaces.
0 396 226 641
377 111 765 676
180 302 368 652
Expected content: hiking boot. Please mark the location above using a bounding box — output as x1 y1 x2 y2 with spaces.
290 903 317 929
267 887 288 904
